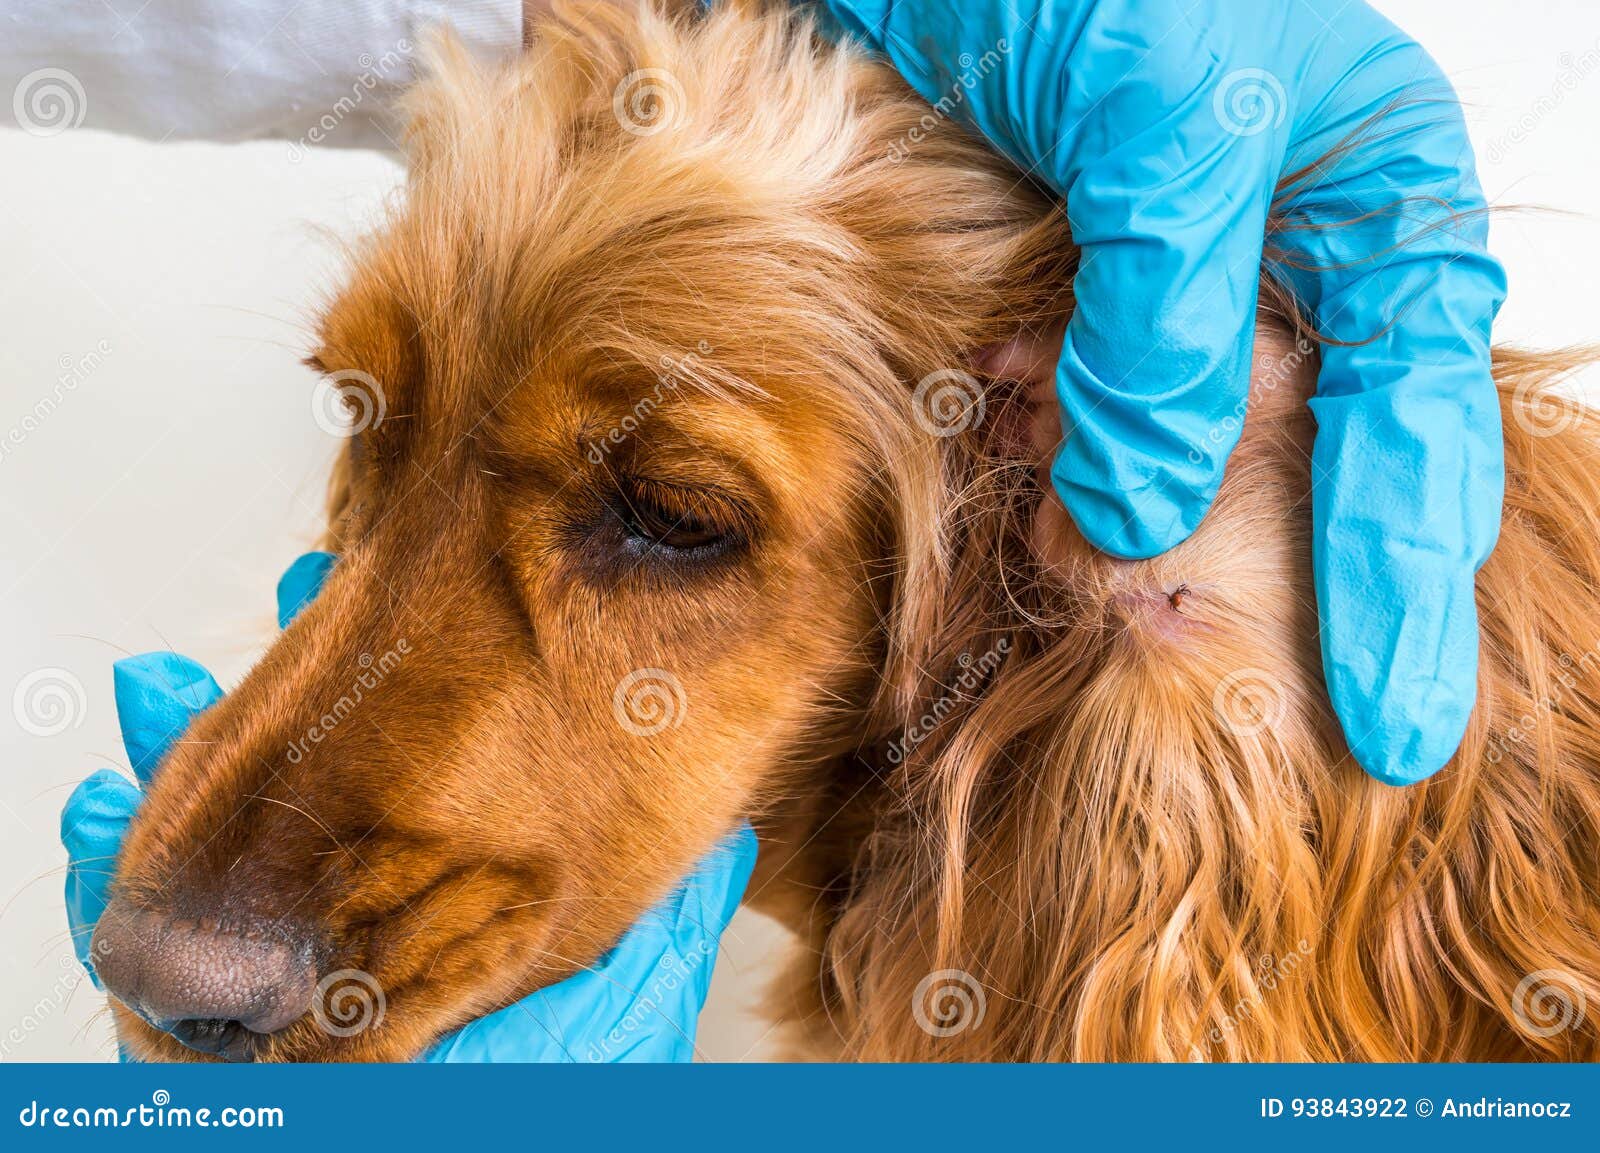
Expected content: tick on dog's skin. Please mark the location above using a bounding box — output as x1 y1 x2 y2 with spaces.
1168 584 1189 613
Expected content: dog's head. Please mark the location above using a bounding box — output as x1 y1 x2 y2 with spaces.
94 5 1070 1060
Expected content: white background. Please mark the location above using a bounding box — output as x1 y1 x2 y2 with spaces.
2 1 1597 1062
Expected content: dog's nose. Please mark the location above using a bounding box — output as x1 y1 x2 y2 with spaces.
91 900 318 1061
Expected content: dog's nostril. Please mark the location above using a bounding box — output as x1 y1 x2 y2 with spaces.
163 1017 266 1063
91 900 319 1058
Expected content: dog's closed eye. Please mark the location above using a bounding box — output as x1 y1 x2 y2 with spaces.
604 476 753 567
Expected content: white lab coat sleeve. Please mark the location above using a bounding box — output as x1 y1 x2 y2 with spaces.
1 1 522 149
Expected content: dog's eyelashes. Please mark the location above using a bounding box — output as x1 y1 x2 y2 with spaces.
619 502 724 552
613 497 729 558
608 477 747 563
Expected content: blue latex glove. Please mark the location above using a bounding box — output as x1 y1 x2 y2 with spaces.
819 0 1505 783
61 552 758 1061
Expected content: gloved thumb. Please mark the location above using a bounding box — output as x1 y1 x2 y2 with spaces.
60 768 141 982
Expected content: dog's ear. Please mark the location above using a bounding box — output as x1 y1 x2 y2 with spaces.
394 30 492 181
817 82 1078 396
397 4 705 186
396 13 618 183
610 0 769 22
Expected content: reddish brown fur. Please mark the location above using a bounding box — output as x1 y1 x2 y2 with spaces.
106 3 1600 1061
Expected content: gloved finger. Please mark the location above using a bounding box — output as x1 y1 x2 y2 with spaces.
1305 201 1503 783
424 986 582 1063
594 821 758 992
426 823 759 1063
113 653 223 784
1273 44 1505 784
673 820 760 1005
277 550 337 628
1313 336 1501 785
60 769 142 982
60 769 141 876
1048 51 1282 557
824 0 1280 558
587 821 759 1060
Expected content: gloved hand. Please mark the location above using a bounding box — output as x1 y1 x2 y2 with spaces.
61 552 758 1062
818 0 1506 784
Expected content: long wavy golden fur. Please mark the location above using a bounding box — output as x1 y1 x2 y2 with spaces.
813 338 1600 1060
101 0 1600 1062
329 1 1600 1060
